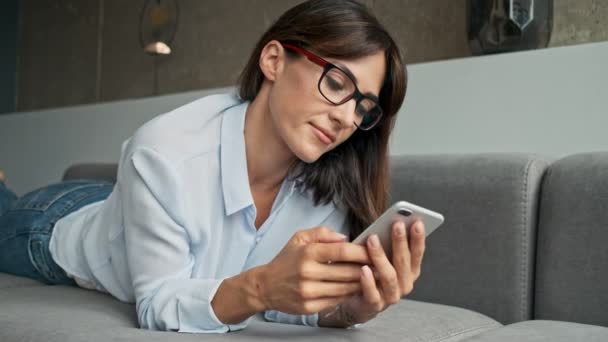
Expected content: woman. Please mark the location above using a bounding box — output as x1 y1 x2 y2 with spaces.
0 0 425 333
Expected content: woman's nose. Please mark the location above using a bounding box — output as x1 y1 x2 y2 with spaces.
328 99 358 128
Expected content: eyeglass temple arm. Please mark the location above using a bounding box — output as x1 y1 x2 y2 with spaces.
281 43 329 67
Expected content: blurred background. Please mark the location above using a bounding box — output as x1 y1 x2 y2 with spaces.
1 0 607 114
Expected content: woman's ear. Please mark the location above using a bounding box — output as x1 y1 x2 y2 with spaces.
259 40 285 82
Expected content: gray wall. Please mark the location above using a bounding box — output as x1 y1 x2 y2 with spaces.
0 0 18 114
13 0 608 112
1 41 607 195
390 41 608 156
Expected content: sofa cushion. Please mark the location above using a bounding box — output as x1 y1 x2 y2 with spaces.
390 154 548 324
0 284 500 342
62 163 118 183
460 320 608 341
0 272 44 289
535 152 608 326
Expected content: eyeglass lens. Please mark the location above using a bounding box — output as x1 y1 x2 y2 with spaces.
319 67 381 129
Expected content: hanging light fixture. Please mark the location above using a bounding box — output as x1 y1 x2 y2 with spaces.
467 0 553 55
140 0 179 55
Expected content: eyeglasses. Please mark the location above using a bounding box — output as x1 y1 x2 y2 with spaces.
280 43 383 131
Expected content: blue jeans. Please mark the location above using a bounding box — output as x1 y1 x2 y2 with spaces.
0 179 113 285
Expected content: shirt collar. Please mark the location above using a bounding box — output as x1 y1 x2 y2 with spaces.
220 100 255 216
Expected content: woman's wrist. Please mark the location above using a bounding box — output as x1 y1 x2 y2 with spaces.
245 265 270 312
211 265 269 324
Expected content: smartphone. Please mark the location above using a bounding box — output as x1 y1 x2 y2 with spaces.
351 201 445 257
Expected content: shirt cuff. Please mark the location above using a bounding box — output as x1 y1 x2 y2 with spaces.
263 310 319 327
174 277 249 333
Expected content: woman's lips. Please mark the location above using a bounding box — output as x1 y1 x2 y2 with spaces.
310 124 334 145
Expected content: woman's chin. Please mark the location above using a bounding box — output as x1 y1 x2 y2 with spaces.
293 145 326 164
295 152 320 164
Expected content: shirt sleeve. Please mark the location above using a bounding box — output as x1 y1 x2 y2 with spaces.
262 207 351 328
120 145 248 333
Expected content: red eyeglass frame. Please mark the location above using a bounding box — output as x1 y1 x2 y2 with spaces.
280 42 383 130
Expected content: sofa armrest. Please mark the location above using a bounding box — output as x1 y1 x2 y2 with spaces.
389 154 549 324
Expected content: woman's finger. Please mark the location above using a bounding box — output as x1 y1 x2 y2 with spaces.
299 280 361 300
312 263 366 282
303 296 351 315
360 265 384 311
409 220 426 280
392 220 412 292
311 242 371 265
366 234 400 303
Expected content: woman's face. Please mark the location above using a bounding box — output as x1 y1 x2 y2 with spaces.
267 45 386 163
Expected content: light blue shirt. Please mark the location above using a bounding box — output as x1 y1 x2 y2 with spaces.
49 93 349 333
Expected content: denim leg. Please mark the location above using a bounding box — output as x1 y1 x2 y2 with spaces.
0 182 18 217
0 179 113 285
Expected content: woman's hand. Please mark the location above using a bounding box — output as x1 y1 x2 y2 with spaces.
319 220 426 327
255 226 371 315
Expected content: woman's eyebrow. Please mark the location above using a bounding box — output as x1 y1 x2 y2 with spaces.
333 61 359 84
333 62 380 99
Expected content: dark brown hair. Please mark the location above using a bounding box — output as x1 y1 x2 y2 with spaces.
238 0 407 240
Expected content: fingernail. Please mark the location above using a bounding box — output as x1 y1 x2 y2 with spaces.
394 222 405 237
368 234 380 248
361 265 371 278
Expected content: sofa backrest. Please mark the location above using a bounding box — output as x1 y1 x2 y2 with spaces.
389 154 548 325
534 152 608 326
63 153 608 327
62 154 549 325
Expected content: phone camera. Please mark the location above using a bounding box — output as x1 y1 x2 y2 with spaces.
398 209 412 217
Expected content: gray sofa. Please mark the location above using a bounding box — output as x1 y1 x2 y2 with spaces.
1 153 607 341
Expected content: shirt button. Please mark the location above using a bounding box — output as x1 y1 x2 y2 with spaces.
255 236 262 243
